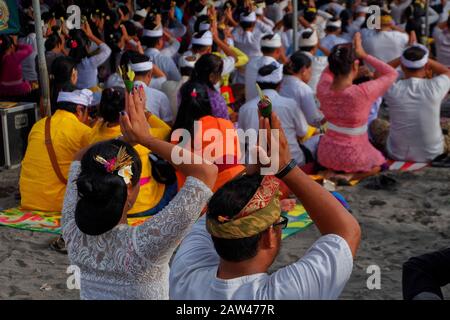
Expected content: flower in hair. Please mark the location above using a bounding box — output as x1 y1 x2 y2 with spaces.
191 88 198 98
70 40 78 49
217 215 231 223
94 146 134 184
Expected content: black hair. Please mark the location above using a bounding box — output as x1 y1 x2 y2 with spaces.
340 9 352 34
299 29 316 52
256 63 282 89
99 87 126 123
194 15 211 33
191 53 223 89
118 4 130 18
0 34 13 62
129 52 152 77
122 20 138 38
284 51 312 75
50 56 77 112
68 29 89 64
402 46 427 71
75 139 142 236
304 8 317 23
283 13 293 30
45 33 63 52
261 34 279 54
119 49 135 69
328 43 356 76
207 174 265 262
171 81 212 137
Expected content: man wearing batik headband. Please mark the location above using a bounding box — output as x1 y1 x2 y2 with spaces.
130 53 173 124
320 18 349 53
380 45 450 162
239 57 309 166
245 33 287 101
141 16 182 81
170 112 361 300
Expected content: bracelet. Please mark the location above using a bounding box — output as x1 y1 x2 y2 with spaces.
275 159 297 179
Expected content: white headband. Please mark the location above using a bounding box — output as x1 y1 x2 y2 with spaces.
299 29 318 47
135 8 147 18
143 27 163 38
327 20 342 28
192 31 213 46
256 58 283 83
57 89 93 106
401 44 429 69
256 7 264 15
261 33 282 48
240 12 257 23
130 61 153 72
179 55 198 68
196 6 208 17
199 22 211 32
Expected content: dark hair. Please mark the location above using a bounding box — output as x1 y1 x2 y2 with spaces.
208 174 265 262
328 43 356 76
284 51 312 75
45 33 63 52
0 35 13 62
283 13 293 30
256 63 282 89
75 140 142 236
239 10 256 30
326 19 341 33
304 9 317 23
99 87 126 123
51 56 77 112
171 81 212 136
340 9 352 33
402 46 427 71
68 29 89 64
191 30 212 53
194 15 210 33
299 30 315 52
122 20 138 38
191 53 223 89
261 34 279 54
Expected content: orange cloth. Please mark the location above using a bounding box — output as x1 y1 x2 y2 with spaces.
19 110 92 212
173 115 245 193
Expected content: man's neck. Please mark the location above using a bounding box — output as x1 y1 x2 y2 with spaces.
134 77 149 86
217 258 269 280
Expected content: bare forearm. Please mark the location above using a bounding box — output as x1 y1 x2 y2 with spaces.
281 167 361 256
214 36 238 60
428 59 450 76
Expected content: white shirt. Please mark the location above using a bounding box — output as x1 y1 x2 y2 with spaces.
18 33 38 82
134 80 173 124
161 76 190 118
320 34 350 52
280 75 323 127
361 29 409 63
390 0 412 24
433 27 450 67
232 21 273 59
76 43 112 89
302 51 328 94
244 55 266 102
145 47 181 81
266 0 289 23
238 89 308 165
169 217 353 300
384 74 450 162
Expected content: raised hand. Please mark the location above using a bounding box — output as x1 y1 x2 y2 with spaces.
353 32 367 59
120 86 151 145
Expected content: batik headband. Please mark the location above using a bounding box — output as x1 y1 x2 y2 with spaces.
94 146 134 184
206 176 282 239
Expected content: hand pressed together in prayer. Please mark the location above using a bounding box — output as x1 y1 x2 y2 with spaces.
119 86 152 146
353 32 368 60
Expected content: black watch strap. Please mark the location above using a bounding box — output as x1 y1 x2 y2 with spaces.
275 159 297 179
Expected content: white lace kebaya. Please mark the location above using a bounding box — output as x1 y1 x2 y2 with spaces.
62 161 213 300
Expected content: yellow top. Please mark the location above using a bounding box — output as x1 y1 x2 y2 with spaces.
89 115 171 214
19 110 92 212
215 46 249 86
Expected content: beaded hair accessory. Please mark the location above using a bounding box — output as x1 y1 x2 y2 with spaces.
94 146 134 184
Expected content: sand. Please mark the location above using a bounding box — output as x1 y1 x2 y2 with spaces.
0 165 449 300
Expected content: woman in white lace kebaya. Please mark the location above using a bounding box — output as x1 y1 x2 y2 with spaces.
62 87 218 299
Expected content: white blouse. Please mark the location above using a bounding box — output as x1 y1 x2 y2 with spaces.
62 161 213 300
76 43 112 89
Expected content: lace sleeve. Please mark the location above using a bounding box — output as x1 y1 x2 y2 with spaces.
61 161 81 237
133 176 213 264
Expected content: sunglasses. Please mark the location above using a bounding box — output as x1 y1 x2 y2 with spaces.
272 215 289 229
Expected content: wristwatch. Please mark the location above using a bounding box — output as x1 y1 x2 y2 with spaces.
275 159 297 179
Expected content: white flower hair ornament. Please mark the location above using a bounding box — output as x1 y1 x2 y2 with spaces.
94 146 134 185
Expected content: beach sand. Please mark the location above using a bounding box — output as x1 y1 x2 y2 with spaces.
0 166 449 300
